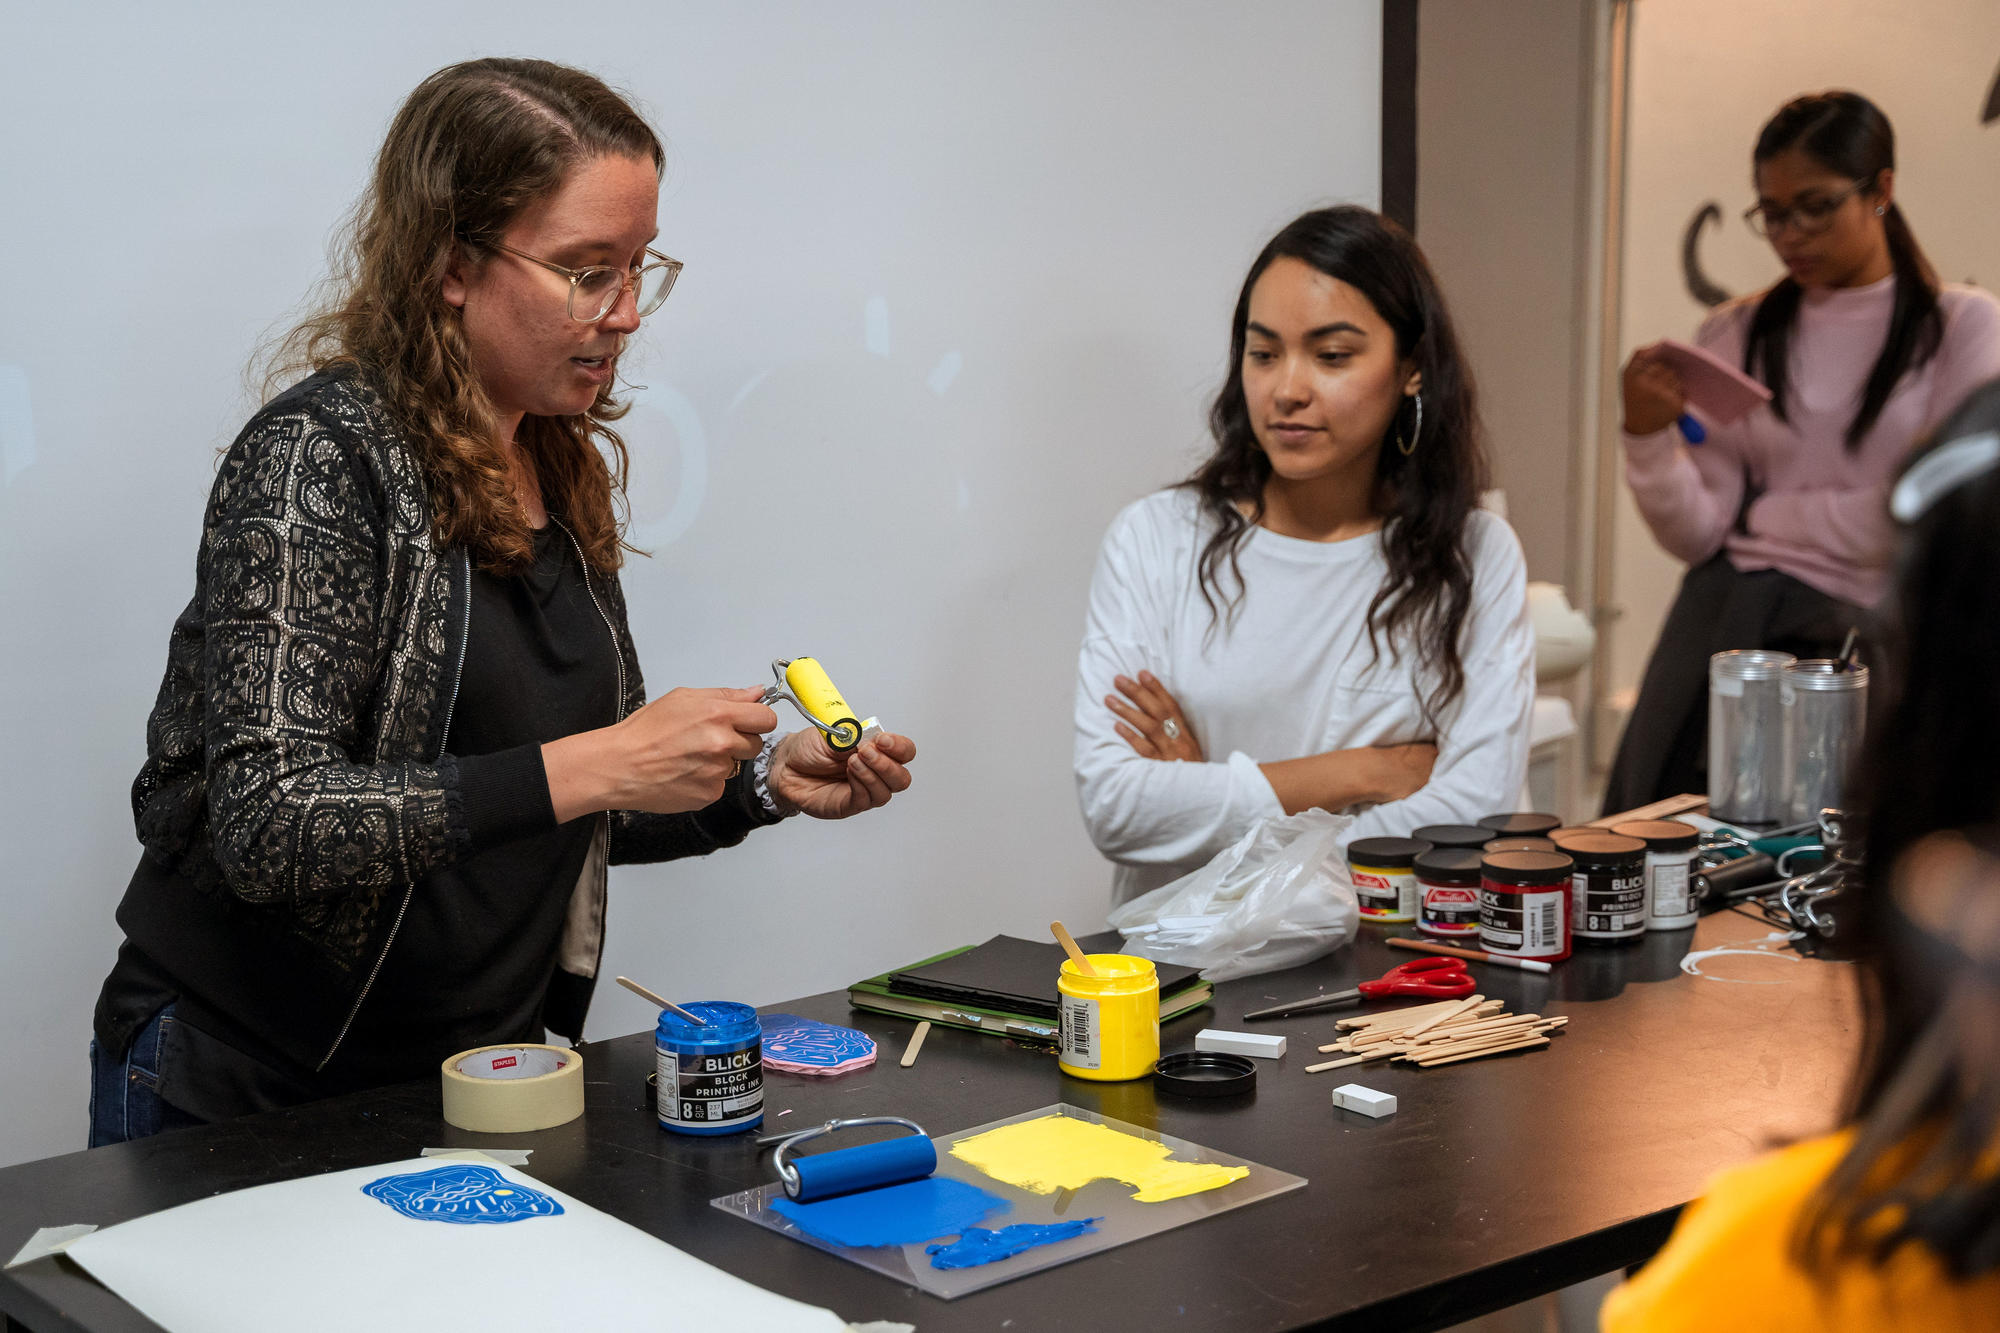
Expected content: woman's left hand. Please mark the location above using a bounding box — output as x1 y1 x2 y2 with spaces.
767 727 917 819
1107 671 1205 762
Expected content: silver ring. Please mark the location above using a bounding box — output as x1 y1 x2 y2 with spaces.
1161 717 1182 741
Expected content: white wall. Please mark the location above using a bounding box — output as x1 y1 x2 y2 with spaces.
0 2 1381 1166
1606 0 2000 710
1418 0 1599 590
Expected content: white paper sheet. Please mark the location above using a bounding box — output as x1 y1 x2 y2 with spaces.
64 1158 849 1333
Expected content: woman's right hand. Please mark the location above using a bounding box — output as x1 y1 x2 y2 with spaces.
544 686 776 822
1621 344 1687 436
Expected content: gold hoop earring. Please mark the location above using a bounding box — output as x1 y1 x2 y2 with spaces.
1396 393 1423 456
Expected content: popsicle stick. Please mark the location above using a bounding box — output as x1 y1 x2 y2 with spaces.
900 1020 932 1068
1401 994 1486 1038
615 975 706 1026
1336 998 1466 1030
1415 1035 1551 1066
1405 1014 1548 1045
1050 922 1097 976
1306 1049 1391 1072
1410 1023 1565 1061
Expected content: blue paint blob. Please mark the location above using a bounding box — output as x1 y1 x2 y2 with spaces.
770 1176 1008 1248
361 1165 563 1224
925 1218 1102 1269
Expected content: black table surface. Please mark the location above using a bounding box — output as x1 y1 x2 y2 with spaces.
0 910 1857 1333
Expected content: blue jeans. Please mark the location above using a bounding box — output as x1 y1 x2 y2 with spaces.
88 1004 208 1148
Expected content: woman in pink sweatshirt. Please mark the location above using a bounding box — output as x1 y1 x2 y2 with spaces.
1602 90 2000 814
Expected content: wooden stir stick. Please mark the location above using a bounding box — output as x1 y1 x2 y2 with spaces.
615 975 707 1027
1050 921 1098 975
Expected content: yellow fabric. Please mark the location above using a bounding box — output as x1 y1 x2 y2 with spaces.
1601 1129 2000 1333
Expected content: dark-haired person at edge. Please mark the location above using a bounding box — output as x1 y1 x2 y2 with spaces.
1074 206 1534 903
1601 379 2000 1330
1602 90 2000 812
88 59 917 1146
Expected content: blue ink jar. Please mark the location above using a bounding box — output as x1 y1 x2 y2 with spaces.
655 1001 763 1136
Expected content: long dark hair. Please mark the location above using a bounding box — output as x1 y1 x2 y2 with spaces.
1186 206 1485 723
269 58 663 575
1799 378 2000 1277
1743 91 1942 451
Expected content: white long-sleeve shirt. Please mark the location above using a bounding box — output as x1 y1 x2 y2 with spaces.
1073 489 1535 903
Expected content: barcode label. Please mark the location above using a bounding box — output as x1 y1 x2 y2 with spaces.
1531 897 1559 950
1059 995 1100 1070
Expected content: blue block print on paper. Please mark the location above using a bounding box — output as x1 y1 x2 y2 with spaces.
925 1219 1101 1269
362 1165 564 1225
759 1013 877 1069
770 1176 1008 1248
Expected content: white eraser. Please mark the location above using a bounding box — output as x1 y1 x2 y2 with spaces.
1331 1084 1397 1118
1195 1029 1286 1059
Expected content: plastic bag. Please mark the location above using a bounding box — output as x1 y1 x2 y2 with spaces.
1106 809 1359 982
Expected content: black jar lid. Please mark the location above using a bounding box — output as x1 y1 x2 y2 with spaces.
1550 830 1647 867
1483 836 1557 855
1481 850 1574 886
1610 819 1700 853
1154 1051 1256 1098
1410 823 1493 850
1414 847 1484 884
1478 812 1563 837
1347 836 1432 869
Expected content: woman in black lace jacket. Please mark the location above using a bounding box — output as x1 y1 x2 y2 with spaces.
89 58 917 1144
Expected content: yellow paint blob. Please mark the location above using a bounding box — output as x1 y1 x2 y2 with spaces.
949 1116 1249 1203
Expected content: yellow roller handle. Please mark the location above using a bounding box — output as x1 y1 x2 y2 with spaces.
785 657 862 750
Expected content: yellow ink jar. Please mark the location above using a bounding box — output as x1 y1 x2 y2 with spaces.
1057 954 1159 1081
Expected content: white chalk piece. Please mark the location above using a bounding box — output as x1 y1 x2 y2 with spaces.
1195 1029 1287 1059
1331 1084 1398 1118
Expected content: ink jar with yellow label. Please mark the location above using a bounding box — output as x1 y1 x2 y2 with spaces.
1057 954 1159 1081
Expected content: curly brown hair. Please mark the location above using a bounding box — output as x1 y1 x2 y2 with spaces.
267 57 664 574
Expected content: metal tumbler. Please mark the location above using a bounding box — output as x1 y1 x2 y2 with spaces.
1782 660 1868 825
1708 650 1797 826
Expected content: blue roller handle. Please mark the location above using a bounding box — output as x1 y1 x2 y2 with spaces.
789 1135 939 1203
1678 413 1707 445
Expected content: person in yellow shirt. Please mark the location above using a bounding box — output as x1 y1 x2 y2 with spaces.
1602 378 2000 1331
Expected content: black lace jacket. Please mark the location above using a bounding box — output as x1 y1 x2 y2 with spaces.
122 369 773 1065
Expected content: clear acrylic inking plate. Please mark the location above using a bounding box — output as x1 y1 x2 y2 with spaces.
710 1101 1307 1299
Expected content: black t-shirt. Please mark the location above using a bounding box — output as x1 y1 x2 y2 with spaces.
98 523 618 1117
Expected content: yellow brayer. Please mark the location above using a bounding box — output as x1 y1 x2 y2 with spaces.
761 657 880 752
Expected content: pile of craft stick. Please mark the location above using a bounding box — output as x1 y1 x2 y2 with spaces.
1303 995 1568 1073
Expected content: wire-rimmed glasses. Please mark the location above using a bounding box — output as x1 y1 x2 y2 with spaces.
487 242 683 322
1742 179 1873 241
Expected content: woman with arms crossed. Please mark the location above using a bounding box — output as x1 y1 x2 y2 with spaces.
1074 206 1534 903
90 59 916 1144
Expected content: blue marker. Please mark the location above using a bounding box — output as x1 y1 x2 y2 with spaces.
1678 413 1707 445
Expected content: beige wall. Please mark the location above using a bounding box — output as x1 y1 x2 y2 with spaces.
1418 0 1601 588
1607 0 2000 710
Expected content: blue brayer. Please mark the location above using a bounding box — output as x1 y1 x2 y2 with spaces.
759 1116 938 1203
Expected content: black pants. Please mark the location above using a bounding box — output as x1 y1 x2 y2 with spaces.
1602 554 1867 815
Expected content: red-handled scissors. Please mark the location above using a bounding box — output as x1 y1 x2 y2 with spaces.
1242 955 1476 1020
1356 955 1475 998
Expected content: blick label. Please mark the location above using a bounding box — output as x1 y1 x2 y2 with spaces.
657 1045 763 1129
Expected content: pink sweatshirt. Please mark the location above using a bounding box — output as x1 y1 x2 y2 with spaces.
1624 277 2000 607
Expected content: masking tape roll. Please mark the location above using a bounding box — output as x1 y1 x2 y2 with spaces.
440 1044 585 1134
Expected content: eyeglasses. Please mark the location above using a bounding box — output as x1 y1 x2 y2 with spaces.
1742 179 1873 240
486 242 683 322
